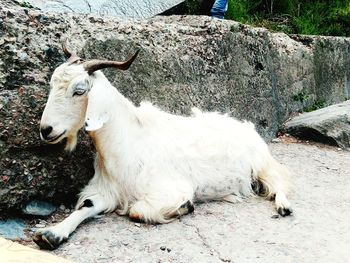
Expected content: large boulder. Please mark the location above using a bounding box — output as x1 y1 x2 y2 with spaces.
284 100 350 149
25 0 184 19
0 2 349 213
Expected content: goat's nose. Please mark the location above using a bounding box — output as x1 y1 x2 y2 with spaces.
40 126 53 140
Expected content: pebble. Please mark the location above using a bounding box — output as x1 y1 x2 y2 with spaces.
22 200 56 217
35 223 45 228
271 138 281 143
160 246 166 251
19 52 29 61
89 16 104 23
4 37 16 43
44 46 56 57
5 44 16 53
59 204 66 211
37 14 49 24
134 223 141 227
7 10 14 18
3 170 11 176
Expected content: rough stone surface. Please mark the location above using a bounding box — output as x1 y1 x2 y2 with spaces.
284 100 350 149
27 142 348 263
0 1 349 212
24 0 184 19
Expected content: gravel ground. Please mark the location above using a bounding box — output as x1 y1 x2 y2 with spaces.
42 142 349 263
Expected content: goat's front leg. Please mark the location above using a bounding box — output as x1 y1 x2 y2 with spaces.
33 194 108 250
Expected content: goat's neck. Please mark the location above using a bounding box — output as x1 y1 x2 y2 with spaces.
88 72 138 159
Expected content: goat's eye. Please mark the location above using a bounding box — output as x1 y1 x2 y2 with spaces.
73 89 86 96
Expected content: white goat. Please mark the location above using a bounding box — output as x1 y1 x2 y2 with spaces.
34 45 292 250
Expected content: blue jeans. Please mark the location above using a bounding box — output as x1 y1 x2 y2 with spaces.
211 0 228 19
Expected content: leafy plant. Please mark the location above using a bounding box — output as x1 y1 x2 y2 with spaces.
293 92 309 103
303 100 326 112
225 0 350 36
15 0 34 8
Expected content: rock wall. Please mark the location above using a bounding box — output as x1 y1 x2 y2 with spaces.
0 2 349 213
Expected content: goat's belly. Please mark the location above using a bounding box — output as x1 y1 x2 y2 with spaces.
192 166 254 202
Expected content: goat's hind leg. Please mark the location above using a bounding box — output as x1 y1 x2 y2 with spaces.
33 194 110 250
256 157 293 217
129 198 194 224
164 200 195 219
129 180 194 224
274 191 292 216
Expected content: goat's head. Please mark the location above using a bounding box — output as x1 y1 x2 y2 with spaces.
40 41 139 151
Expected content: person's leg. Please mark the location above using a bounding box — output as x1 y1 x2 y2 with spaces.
211 0 228 19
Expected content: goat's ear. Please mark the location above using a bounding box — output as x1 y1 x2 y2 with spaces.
84 87 109 132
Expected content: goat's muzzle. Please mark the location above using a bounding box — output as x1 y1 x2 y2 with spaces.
40 126 66 143
40 125 53 140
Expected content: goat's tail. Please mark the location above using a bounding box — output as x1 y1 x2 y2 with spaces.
253 155 293 216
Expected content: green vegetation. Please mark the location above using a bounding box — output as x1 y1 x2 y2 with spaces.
293 91 309 103
292 91 326 112
184 0 205 14
15 0 34 8
303 99 326 112
225 0 350 36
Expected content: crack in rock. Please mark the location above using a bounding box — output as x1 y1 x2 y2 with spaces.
180 220 232 262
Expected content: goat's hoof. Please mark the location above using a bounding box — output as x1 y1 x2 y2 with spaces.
277 207 293 217
33 230 67 250
179 200 195 214
129 213 145 223
165 200 195 220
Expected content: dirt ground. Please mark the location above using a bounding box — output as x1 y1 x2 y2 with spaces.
33 141 349 262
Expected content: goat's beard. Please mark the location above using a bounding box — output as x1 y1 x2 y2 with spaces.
64 134 78 152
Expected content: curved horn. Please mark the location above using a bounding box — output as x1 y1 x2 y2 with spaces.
83 49 140 75
62 38 79 61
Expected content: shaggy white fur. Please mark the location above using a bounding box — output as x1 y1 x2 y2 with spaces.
35 58 292 250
